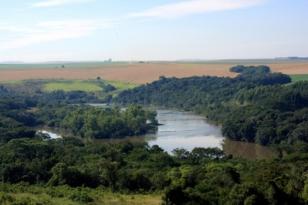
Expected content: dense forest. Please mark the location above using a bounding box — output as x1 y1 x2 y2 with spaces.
1 138 308 204
116 66 308 146
1 66 308 204
37 105 157 139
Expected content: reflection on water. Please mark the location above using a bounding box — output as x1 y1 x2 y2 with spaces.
145 110 224 153
37 130 62 139
223 139 276 160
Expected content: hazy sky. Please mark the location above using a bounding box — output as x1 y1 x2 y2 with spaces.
0 0 307 62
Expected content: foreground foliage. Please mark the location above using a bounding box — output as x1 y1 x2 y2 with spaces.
0 139 307 204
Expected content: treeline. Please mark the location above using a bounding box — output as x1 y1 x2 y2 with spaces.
223 82 308 145
115 66 308 145
116 66 290 113
0 138 307 204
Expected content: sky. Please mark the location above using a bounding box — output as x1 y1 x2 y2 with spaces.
0 0 307 62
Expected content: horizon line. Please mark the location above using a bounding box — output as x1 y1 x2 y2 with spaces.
1 57 308 64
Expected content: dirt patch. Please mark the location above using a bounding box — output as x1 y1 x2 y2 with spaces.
0 62 307 84
270 62 308 75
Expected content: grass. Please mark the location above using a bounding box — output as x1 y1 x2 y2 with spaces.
42 80 137 93
0 192 162 205
0 80 24 85
0 184 162 205
106 80 138 90
44 81 104 92
0 79 138 98
3 193 75 205
291 74 308 83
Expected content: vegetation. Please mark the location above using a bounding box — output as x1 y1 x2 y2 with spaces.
0 138 307 204
43 79 137 93
0 84 157 142
291 74 308 83
106 80 138 90
1 65 308 204
37 105 157 139
0 184 161 205
44 81 104 92
1 79 136 103
116 66 308 145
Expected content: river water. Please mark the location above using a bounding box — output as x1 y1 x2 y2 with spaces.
145 110 224 152
37 129 62 139
145 110 275 159
39 108 275 159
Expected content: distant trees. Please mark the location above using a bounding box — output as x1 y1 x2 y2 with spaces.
230 65 271 74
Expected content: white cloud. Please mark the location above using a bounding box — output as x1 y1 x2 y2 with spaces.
31 0 94 8
130 0 265 18
1 20 113 49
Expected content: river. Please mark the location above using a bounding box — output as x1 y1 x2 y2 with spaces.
145 110 224 152
37 129 62 139
39 107 276 160
145 109 276 159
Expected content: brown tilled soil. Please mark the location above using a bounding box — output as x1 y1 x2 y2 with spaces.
0 62 307 84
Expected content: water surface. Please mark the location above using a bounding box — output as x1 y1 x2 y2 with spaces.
37 130 62 139
145 110 276 159
145 110 224 153
42 105 275 159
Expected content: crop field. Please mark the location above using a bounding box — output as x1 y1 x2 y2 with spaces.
0 61 308 84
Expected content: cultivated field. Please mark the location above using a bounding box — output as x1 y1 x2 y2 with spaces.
0 61 308 84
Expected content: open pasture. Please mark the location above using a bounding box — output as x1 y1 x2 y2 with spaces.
44 81 104 92
290 74 308 82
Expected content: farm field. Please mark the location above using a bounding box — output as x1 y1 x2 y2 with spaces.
0 60 308 84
